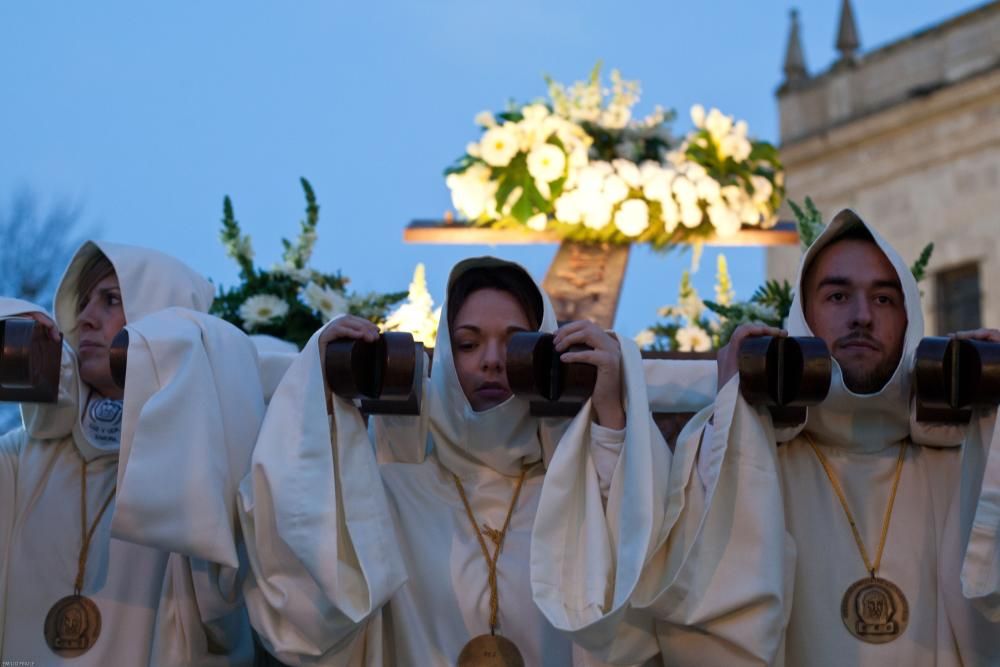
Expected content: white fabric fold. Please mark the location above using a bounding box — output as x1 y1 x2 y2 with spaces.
635 376 792 666
113 307 265 570
238 326 407 664
530 337 665 665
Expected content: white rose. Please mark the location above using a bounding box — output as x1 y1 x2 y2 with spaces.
554 191 583 224
634 329 657 348
526 144 567 183
614 199 649 237
577 166 605 195
612 159 642 188
695 176 722 203
602 174 630 204
480 125 520 167
690 104 706 128
680 202 703 228
239 294 289 328
672 176 697 206
708 202 742 237
474 111 496 128
643 170 674 203
676 325 712 352
526 212 548 231
660 197 681 233
581 193 613 230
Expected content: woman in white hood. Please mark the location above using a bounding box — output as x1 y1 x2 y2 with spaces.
635 210 1000 665
0 241 261 666
240 257 668 666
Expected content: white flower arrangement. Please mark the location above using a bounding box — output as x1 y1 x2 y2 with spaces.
446 65 784 249
214 178 407 348
382 263 441 348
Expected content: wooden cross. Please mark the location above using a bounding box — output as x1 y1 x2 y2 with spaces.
404 221 800 328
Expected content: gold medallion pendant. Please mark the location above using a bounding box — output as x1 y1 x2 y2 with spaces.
841 577 909 644
44 594 102 657
457 634 525 667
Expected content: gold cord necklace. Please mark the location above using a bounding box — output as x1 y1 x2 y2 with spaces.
452 467 528 667
44 457 116 657
805 432 909 644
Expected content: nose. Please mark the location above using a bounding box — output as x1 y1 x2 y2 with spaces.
77 301 100 331
850 295 874 330
480 338 505 373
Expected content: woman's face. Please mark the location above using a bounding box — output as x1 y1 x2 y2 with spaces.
450 288 532 411
77 273 126 399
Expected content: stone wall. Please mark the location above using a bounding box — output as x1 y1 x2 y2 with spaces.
770 4 1000 333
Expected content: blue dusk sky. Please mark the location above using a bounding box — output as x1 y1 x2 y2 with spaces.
0 1 981 338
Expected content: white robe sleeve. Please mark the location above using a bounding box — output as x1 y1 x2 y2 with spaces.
238 327 407 665
0 428 25 656
531 338 666 665
109 308 264 662
633 376 794 666
960 406 1000 619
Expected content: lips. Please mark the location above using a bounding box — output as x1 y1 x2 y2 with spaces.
837 338 880 352
476 382 511 399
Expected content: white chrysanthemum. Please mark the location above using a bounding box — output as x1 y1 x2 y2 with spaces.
526 144 566 183
303 282 348 322
643 169 675 203
576 166 606 195
602 174 630 204
614 199 649 237
690 104 706 128
480 125 520 167
526 213 548 231
239 294 289 328
634 329 656 348
612 159 642 188
676 325 712 352
474 111 496 128
554 192 583 224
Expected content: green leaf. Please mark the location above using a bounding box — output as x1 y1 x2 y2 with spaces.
910 242 934 282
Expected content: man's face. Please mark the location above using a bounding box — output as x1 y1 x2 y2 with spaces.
77 273 126 399
451 288 533 411
804 239 907 394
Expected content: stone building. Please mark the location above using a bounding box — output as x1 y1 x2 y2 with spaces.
769 0 1000 332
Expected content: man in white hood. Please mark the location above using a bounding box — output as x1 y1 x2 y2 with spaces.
0 241 262 665
633 210 1000 665
239 257 668 666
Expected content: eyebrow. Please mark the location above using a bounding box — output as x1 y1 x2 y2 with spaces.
817 276 902 291
454 324 531 334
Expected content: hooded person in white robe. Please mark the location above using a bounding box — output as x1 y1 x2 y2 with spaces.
0 240 265 666
239 256 668 666
632 209 1000 666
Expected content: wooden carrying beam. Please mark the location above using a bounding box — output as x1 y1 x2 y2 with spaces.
738 335 832 426
324 332 424 415
0 318 62 403
506 332 596 417
914 337 1000 423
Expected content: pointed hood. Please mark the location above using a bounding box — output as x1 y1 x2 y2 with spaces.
427 256 558 478
785 210 923 451
23 241 214 459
